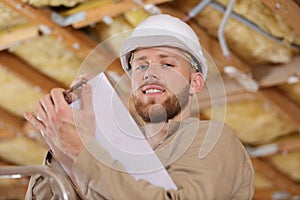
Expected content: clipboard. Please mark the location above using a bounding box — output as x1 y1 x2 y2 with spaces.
71 72 177 190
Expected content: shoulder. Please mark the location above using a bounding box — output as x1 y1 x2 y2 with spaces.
187 119 247 160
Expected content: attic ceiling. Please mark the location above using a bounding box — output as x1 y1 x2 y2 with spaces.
0 0 299 199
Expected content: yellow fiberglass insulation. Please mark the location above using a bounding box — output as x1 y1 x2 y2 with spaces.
201 98 298 144
21 0 87 7
174 0 300 64
10 35 83 87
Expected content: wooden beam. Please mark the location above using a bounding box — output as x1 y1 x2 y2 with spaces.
0 51 62 92
0 106 23 134
261 0 300 37
252 55 300 87
277 137 300 154
2 0 95 59
70 0 171 28
2 0 122 75
294 0 300 6
254 189 291 200
259 87 300 127
246 137 300 157
252 158 300 195
0 24 39 51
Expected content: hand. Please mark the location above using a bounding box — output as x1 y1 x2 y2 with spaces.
24 84 95 165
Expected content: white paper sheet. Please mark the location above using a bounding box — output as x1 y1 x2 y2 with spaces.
71 73 177 190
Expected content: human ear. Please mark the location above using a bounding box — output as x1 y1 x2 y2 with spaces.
189 72 205 95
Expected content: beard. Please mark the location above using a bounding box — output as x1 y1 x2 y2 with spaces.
131 84 190 123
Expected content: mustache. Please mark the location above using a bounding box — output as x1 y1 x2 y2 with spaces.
137 80 167 90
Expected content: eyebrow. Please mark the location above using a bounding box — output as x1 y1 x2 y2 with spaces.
132 54 179 62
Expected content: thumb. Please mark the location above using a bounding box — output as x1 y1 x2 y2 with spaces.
80 84 93 112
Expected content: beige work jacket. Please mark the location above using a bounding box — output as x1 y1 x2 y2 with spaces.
26 118 254 199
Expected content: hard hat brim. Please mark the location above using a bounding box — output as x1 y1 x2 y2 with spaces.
120 34 207 80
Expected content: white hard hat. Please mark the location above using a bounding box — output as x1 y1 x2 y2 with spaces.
120 14 207 80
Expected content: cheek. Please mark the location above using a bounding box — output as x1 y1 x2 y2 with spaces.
166 71 190 93
130 76 142 90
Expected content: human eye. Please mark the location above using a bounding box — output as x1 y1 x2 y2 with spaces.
134 64 148 71
162 63 175 68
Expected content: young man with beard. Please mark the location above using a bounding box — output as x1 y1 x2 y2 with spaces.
24 14 254 199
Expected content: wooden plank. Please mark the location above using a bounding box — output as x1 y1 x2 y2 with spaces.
259 87 300 127
0 106 23 134
63 26 124 75
0 51 62 92
59 0 114 16
72 0 172 28
294 0 300 6
261 0 300 37
252 158 300 195
252 55 300 87
2 0 95 59
277 137 300 153
254 189 290 200
1 0 122 75
0 24 39 51
247 137 300 157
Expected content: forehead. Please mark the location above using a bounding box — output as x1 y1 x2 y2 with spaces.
132 47 188 61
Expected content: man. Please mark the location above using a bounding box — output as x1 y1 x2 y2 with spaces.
25 14 254 199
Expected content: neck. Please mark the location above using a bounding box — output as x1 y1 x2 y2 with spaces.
144 121 168 148
144 102 192 148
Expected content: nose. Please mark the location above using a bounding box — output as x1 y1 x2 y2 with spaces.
143 64 160 80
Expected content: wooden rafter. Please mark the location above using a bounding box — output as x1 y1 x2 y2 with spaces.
64 0 172 28
0 24 39 51
252 55 300 87
261 0 300 38
0 51 62 92
252 158 300 195
0 106 23 134
259 87 300 127
2 0 95 59
254 188 291 200
277 137 300 153
1 0 123 75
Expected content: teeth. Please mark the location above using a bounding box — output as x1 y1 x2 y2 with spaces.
145 89 162 94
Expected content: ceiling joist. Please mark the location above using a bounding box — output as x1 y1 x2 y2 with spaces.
0 24 39 51
261 0 300 38
252 158 300 195
253 55 300 87
259 87 300 127
0 106 24 134
57 0 172 29
0 51 62 92
2 0 95 59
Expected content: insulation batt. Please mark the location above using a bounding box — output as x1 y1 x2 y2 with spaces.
21 0 87 7
0 2 28 30
174 0 300 64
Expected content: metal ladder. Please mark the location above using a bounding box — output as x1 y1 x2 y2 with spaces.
0 165 77 200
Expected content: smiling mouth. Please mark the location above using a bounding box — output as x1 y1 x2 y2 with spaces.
143 88 163 94
142 84 166 95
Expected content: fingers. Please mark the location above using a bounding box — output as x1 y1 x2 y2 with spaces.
24 112 46 133
50 88 69 114
34 97 48 122
40 92 59 121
